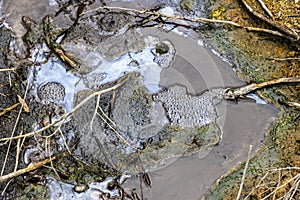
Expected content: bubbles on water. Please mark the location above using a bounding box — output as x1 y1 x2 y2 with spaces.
154 85 224 128
31 57 80 113
82 73 107 89
38 82 65 104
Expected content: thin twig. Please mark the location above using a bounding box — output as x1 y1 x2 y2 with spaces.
0 79 126 142
256 0 274 20
80 5 291 40
58 128 72 155
0 68 16 72
236 145 252 200
14 130 23 172
0 103 20 117
0 154 58 183
1 67 33 176
90 94 101 131
1 179 13 196
96 111 134 149
269 57 300 61
239 0 300 40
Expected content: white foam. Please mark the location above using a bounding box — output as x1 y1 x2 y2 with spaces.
32 57 80 113
246 93 267 104
47 176 122 200
77 36 174 94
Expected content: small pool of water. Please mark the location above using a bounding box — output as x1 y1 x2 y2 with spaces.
1 1 279 199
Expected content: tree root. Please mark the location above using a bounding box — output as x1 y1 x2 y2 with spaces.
224 77 300 100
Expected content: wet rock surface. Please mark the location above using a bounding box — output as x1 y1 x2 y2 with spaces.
73 73 222 174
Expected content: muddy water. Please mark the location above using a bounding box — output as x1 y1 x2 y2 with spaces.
124 29 278 199
124 102 276 200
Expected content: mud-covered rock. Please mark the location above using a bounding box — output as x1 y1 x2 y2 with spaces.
73 73 222 174
61 10 145 70
155 42 170 54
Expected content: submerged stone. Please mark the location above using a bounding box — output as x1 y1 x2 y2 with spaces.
155 42 170 54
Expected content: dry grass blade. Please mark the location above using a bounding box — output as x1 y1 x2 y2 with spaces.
17 94 29 113
1 68 33 176
244 167 300 199
236 145 252 200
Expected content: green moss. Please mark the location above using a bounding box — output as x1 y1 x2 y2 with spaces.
203 0 300 198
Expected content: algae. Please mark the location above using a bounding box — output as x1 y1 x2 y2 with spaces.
203 0 300 199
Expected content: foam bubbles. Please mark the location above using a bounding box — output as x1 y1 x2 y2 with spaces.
32 57 80 113
154 85 225 128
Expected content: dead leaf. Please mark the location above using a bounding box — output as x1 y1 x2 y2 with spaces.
17 95 29 113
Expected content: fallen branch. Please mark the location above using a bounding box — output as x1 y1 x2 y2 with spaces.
224 77 300 100
81 6 290 40
0 154 58 183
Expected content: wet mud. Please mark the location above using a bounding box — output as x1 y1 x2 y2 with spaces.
0 0 293 199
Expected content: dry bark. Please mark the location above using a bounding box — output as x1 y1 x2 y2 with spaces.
224 77 300 100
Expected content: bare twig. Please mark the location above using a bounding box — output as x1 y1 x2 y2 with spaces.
0 103 20 117
0 154 58 183
90 94 101 131
225 77 300 100
236 145 252 200
239 0 300 40
0 79 127 142
81 6 291 40
14 130 23 172
256 0 274 20
0 68 16 72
